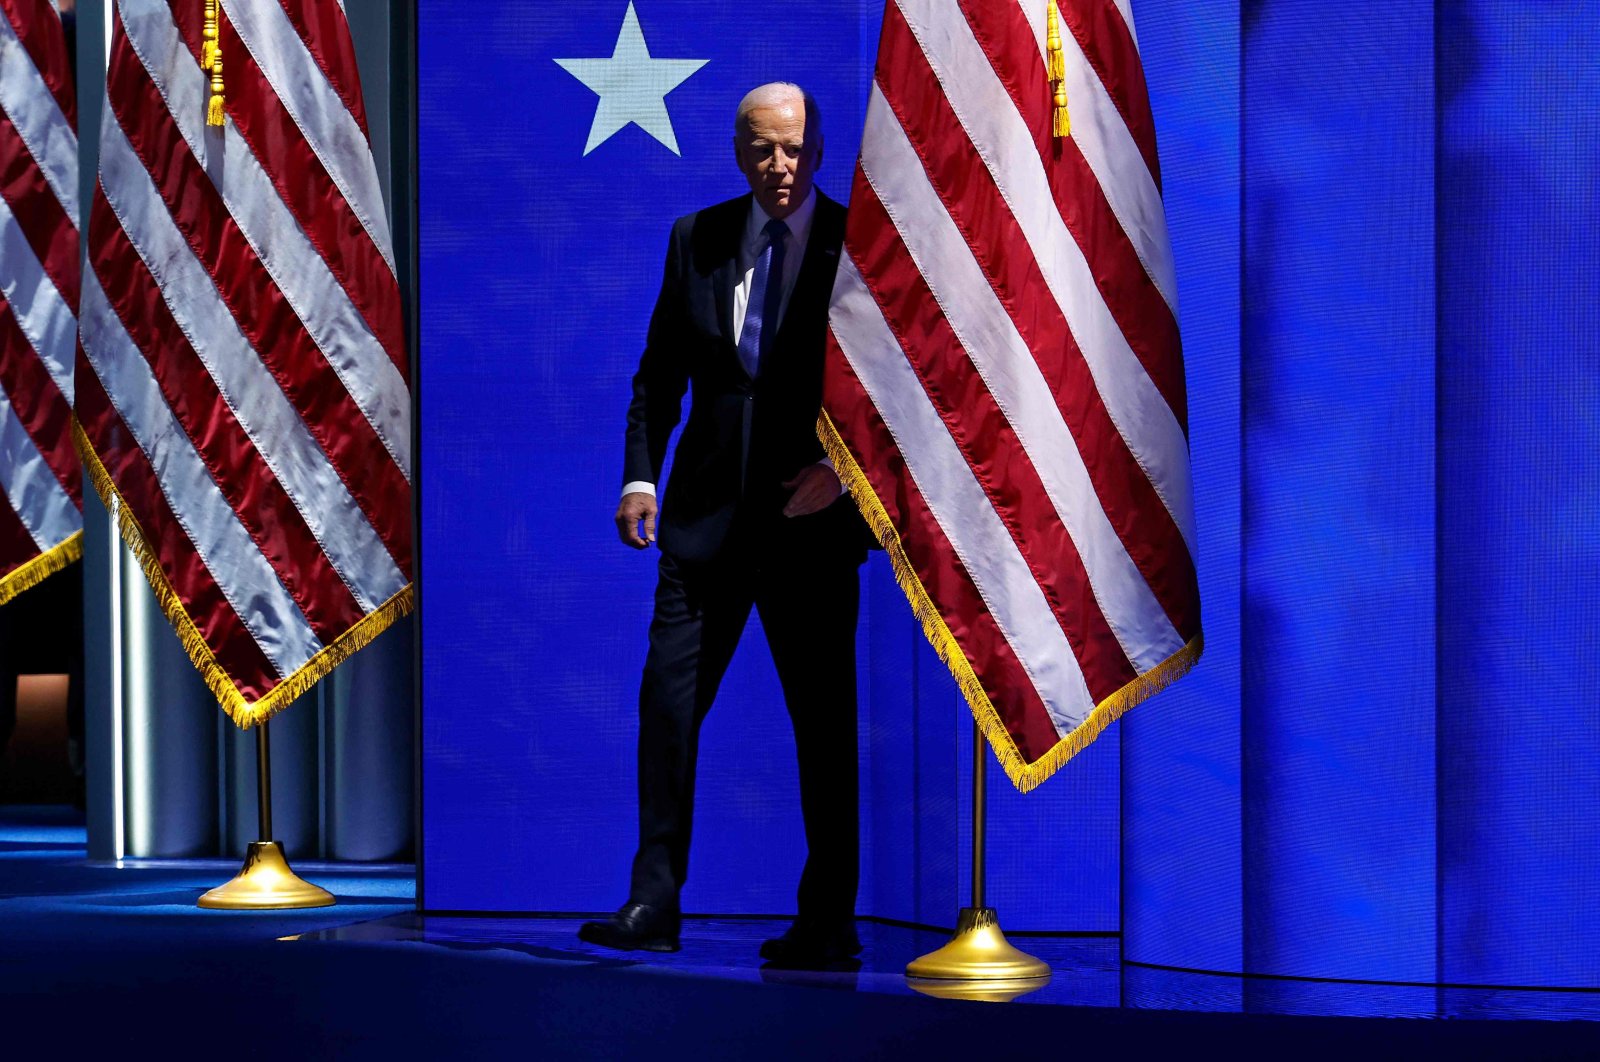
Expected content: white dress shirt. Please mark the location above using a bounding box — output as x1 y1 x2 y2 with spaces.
624 192 831 500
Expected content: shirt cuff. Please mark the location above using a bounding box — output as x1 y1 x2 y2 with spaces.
622 481 656 499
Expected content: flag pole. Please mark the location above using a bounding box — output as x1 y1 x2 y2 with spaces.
905 720 1050 991
256 716 273 841
197 718 335 910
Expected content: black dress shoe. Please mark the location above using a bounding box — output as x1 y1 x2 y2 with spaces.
577 902 681 953
759 917 862 964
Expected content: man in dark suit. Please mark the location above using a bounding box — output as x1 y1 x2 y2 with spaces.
579 83 865 964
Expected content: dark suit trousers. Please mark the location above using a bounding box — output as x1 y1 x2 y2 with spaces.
630 548 860 920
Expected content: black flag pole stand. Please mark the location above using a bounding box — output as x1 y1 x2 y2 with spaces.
197 719 334 910
905 720 1050 997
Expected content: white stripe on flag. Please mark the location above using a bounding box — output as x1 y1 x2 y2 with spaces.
896 0 1195 555
831 253 1093 736
0 10 79 221
861 86 1182 671
118 0 412 480
1007 0 1173 307
220 0 396 275
0 377 76 551
80 268 323 678
97 114 407 612
1112 0 1137 49
0 192 75 399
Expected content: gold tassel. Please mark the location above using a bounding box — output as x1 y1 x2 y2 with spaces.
207 53 225 126
1046 0 1069 139
1045 0 1066 81
204 0 224 126
203 0 218 60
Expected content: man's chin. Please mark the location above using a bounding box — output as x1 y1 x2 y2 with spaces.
761 191 802 218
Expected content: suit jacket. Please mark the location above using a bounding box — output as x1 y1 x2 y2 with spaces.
623 191 866 566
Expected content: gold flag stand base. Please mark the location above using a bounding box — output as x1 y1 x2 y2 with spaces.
903 724 1051 1001
196 720 334 910
907 976 1050 1003
197 840 335 910
905 906 1050 981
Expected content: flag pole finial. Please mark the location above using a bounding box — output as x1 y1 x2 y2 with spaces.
1046 0 1069 137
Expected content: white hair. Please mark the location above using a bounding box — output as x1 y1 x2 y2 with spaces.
734 82 822 144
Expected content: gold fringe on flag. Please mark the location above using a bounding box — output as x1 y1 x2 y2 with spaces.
204 0 224 126
1046 0 1070 138
817 411 1201 792
74 420 414 729
0 532 83 607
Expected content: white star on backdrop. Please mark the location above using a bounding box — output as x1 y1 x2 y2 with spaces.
555 3 709 156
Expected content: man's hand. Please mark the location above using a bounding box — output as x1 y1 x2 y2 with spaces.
616 492 658 549
781 463 843 518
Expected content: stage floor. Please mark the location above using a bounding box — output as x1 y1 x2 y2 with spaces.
300 913 1125 1006
7 806 1600 1059
302 912 1600 1023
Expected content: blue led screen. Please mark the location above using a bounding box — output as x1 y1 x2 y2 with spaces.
1122 0 1600 995
418 0 891 918
1434 3 1600 991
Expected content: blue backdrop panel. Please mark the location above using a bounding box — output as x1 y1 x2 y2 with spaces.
1121 0 1243 975
859 566 961 928
1239 0 1437 984
952 718 1119 932
418 0 879 914
1436 5 1600 991
1126 1 1600 993
418 0 1132 924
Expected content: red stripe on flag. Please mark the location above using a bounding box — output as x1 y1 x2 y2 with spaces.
956 0 1187 435
106 29 413 576
76 352 281 702
274 0 371 140
874 12 1198 638
88 188 367 643
1060 0 1161 189
824 336 1066 761
166 0 201 53
0 477 41 573
0 293 77 504
0 112 78 308
214 12 408 380
0 0 76 130
845 174 1140 700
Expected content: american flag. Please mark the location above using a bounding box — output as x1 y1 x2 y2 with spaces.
77 0 411 724
0 0 81 603
822 0 1200 790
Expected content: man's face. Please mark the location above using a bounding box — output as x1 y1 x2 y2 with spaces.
734 97 822 221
